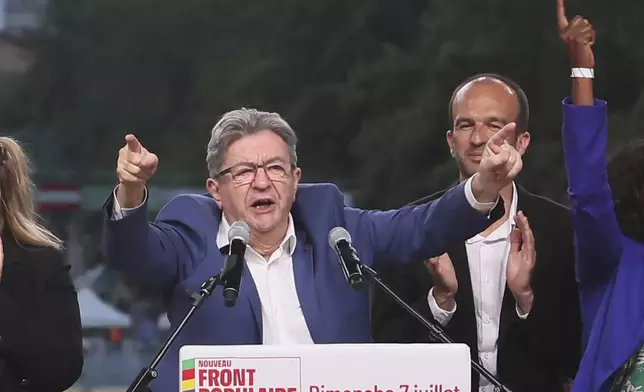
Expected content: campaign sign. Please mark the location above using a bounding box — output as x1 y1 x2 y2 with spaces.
179 343 471 392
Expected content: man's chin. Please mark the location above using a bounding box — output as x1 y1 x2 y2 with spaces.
463 164 480 178
247 212 282 233
460 169 478 180
456 159 479 180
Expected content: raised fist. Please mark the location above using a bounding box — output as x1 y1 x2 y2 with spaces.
557 0 595 68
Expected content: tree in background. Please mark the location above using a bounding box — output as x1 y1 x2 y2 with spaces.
1 0 643 209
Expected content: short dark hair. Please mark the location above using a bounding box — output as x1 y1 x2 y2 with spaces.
448 73 530 131
607 139 644 242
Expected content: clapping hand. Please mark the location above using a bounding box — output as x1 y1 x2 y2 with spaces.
425 253 458 310
507 211 536 314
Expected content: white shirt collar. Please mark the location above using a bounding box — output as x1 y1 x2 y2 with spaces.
216 213 297 256
492 181 519 238
467 181 519 243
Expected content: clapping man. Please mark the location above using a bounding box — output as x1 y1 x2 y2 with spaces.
372 74 582 392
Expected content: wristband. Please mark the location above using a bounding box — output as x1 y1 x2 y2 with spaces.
571 68 594 78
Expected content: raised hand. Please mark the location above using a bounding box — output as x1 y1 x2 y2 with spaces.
473 123 523 202
557 0 595 68
425 253 458 310
506 211 536 313
116 134 159 208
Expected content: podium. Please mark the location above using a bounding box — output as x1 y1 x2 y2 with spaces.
179 343 471 392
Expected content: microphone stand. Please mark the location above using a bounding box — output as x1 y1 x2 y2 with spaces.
360 265 512 392
125 274 224 392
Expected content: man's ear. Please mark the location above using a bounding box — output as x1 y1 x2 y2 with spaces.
446 130 455 157
206 178 223 208
517 131 531 155
292 167 302 199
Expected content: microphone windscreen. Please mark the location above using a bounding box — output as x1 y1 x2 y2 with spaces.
328 226 351 248
228 221 251 243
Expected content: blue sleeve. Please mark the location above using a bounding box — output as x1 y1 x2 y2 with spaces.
561 97 624 286
101 193 209 293
343 181 499 265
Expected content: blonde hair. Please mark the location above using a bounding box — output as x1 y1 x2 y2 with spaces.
0 137 64 250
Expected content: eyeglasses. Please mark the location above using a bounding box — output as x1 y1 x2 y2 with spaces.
216 161 295 185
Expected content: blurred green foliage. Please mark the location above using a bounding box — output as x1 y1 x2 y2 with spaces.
2 0 644 208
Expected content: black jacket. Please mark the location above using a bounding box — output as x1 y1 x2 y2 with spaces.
0 229 83 392
371 185 582 392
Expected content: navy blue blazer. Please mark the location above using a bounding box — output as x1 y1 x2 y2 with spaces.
102 181 502 392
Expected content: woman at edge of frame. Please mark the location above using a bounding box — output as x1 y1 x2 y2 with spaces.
0 136 83 391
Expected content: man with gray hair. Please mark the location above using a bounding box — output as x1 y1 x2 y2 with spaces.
102 107 523 392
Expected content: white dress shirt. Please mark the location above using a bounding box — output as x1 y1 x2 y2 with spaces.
111 176 494 345
427 182 527 392
216 214 314 344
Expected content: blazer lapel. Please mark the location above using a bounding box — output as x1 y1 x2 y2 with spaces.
238 260 262 338
211 208 263 340
449 243 481 387
497 286 517 349
291 231 326 343
192 244 263 339
449 244 479 344
288 200 328 344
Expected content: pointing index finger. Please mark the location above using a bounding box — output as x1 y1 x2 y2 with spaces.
125 134 142 154
488 122 516 147
557 0 569 30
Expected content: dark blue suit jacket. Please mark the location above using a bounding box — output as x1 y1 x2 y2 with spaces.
102 181 501 392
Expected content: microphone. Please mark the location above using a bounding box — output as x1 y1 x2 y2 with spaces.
223 221 250 307
125 223 251 392
328 227 364 290
327 231 512 392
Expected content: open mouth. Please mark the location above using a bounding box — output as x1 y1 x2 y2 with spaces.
251 198 276 210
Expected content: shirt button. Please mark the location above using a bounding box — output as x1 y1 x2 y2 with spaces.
484 277 490 283
483 317 491 324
